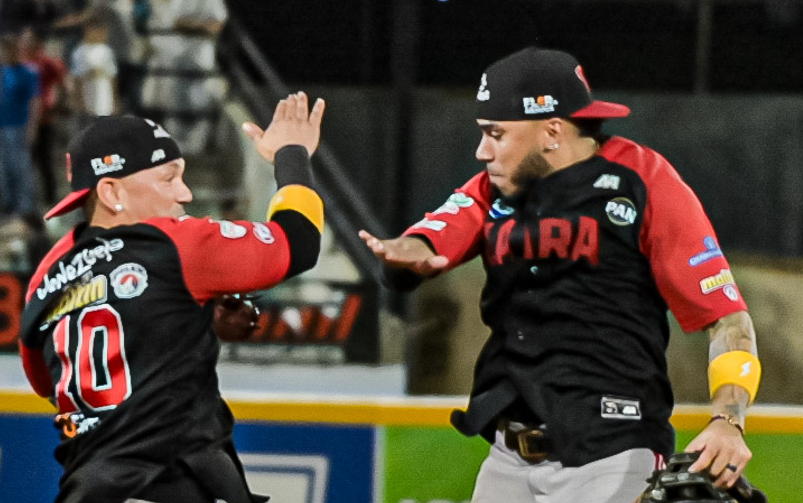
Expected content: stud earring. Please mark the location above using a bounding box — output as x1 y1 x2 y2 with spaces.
547 143 560 150
114 203 123 212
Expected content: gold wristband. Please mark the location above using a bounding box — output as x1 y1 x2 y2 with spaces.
708 350 761 404
267 185 324 233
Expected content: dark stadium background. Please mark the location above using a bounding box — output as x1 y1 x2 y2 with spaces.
225 0 802 92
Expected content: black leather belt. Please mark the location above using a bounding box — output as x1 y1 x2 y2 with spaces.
499 419 552 463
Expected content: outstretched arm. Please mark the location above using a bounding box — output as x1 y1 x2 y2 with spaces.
358 230 449 279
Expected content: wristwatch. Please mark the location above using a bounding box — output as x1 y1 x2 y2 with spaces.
710 414 744 435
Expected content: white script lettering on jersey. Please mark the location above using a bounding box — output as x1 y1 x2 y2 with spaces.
36 238 125 300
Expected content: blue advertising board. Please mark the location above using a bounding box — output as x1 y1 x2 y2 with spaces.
0 414 375 503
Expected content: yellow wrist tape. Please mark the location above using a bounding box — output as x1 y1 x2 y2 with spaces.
708 350 761 404
267 185 324 233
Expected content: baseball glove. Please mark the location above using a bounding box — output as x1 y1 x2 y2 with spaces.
213 294 260 341
638 452 767 503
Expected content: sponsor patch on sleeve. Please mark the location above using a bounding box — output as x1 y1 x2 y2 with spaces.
688 236 724 266
412 218 447 232
699 268 740 301
432 192 475 215
216 220 248 239
252 223 275 244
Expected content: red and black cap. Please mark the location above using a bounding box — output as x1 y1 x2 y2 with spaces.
476 47 630 121
45 115 182 220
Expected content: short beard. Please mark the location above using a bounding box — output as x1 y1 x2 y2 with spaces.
512 148 554 187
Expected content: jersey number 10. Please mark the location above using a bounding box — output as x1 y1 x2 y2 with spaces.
53 304 133 413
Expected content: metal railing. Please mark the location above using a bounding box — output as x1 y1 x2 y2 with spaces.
219 16 389 282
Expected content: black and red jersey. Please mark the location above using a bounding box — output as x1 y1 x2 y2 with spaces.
19 212 317 501
398 136 747 466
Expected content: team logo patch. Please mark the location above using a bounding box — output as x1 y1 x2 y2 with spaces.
110 263 149 299
489 198 515 219
253 223 275 244
688 236 724 266
433 192 475 216
601 396 642 420
90 154 125 175
605 197 637 226
699 268 740 302
217 220 248 239
412 218 447 232
523 95 559 114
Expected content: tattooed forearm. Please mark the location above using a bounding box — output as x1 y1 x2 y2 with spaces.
706 310 757 361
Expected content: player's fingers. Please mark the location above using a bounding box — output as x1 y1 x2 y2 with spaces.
358 230 375 242
285 93 299 119
272 99 288 122
294 91 309 120
359 230 386 254
309 98 325 129
685 447 712 473
428 255 449 270
241 122 263 141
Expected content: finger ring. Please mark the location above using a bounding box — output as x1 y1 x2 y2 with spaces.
725 463 738 471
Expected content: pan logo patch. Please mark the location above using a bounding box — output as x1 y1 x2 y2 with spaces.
605 197 637 226
110 263 149 299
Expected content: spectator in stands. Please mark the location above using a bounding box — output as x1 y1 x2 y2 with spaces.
0 32 40 218
69 11 118 122
21 27 68 205
138 0 228 156
53 0 140 110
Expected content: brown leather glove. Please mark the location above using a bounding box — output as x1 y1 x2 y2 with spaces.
212 294 260 341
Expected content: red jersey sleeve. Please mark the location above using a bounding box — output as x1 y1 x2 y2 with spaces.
147 217 295 304
606 139 748 332
403 171 492 269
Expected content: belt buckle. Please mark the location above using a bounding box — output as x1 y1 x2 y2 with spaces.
517 428 548 463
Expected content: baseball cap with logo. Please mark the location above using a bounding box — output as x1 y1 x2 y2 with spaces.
45 116 183 220
476 47 630 121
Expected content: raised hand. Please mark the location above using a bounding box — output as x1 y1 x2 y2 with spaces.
241 91 326 163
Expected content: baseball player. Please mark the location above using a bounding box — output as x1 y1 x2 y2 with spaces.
19 92 325 502
360 47 761 502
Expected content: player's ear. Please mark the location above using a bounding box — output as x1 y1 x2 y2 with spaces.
95 178 123 214
545 118 564 138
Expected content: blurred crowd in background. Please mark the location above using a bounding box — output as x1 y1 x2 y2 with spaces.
0 0 228 272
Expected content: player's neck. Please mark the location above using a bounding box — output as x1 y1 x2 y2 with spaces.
548 136 599 171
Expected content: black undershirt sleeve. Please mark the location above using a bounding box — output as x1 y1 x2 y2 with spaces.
273 145 314 188
270 144 321 278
